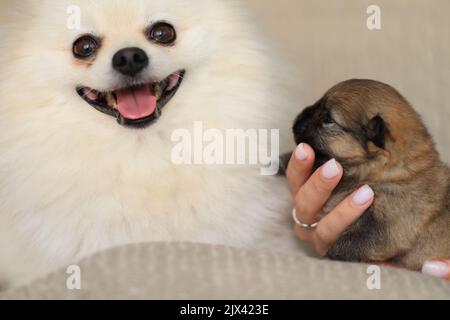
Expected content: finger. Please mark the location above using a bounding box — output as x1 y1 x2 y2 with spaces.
422 260 450 280
294 159 343 225
313 185 375 255
293 224 314 242
286 143 315 196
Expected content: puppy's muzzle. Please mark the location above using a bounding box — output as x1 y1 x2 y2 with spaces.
293 105 317 144
292 105 332 168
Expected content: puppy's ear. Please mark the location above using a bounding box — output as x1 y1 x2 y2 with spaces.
364 115 388 149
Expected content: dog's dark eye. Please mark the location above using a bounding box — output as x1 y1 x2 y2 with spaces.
73 35 100 59
147 22 177 45
323 111 336 124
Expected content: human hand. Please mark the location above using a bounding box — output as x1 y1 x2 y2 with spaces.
422 260 450 280
286 143 375 256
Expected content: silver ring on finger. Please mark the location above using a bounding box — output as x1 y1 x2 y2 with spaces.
292 208 319 230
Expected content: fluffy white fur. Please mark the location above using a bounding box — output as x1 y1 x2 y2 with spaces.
0 0 306 288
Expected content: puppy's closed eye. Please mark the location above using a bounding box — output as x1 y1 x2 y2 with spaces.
323 110 336 125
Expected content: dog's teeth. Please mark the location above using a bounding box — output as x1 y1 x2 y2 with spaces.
153 83 162 99
106 92 116 108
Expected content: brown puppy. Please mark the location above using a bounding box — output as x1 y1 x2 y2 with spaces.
291 79 450 270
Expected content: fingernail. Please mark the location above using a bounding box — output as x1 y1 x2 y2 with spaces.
352 185 374 206
422 261 450 279
295 143 308 161
322 159 340 179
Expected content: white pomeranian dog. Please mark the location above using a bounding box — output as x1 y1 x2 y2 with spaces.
0 0 305 288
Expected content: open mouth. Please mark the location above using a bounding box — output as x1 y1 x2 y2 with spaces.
77 70 185 128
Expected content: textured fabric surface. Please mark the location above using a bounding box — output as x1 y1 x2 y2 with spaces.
1 242 449 300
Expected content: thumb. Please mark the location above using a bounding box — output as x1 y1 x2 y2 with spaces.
422 260 450 280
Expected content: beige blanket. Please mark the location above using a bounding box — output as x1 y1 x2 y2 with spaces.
1 242 449 299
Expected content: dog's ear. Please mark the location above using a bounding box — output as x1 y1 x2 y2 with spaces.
364 115 388 149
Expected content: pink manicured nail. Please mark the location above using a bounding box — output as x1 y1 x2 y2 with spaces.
295 143 308 161
352 185 374 206
422 261 450 279
322 159 340 179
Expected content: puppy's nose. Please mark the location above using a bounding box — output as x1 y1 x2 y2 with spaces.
294 107 313 133
293 106 316 144
112 47 149 77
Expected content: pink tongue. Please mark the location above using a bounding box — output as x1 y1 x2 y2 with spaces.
116 86 157 120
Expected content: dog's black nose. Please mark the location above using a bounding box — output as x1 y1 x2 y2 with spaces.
112 47 149 77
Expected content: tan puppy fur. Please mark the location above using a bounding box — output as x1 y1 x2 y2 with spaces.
292 79 450 270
